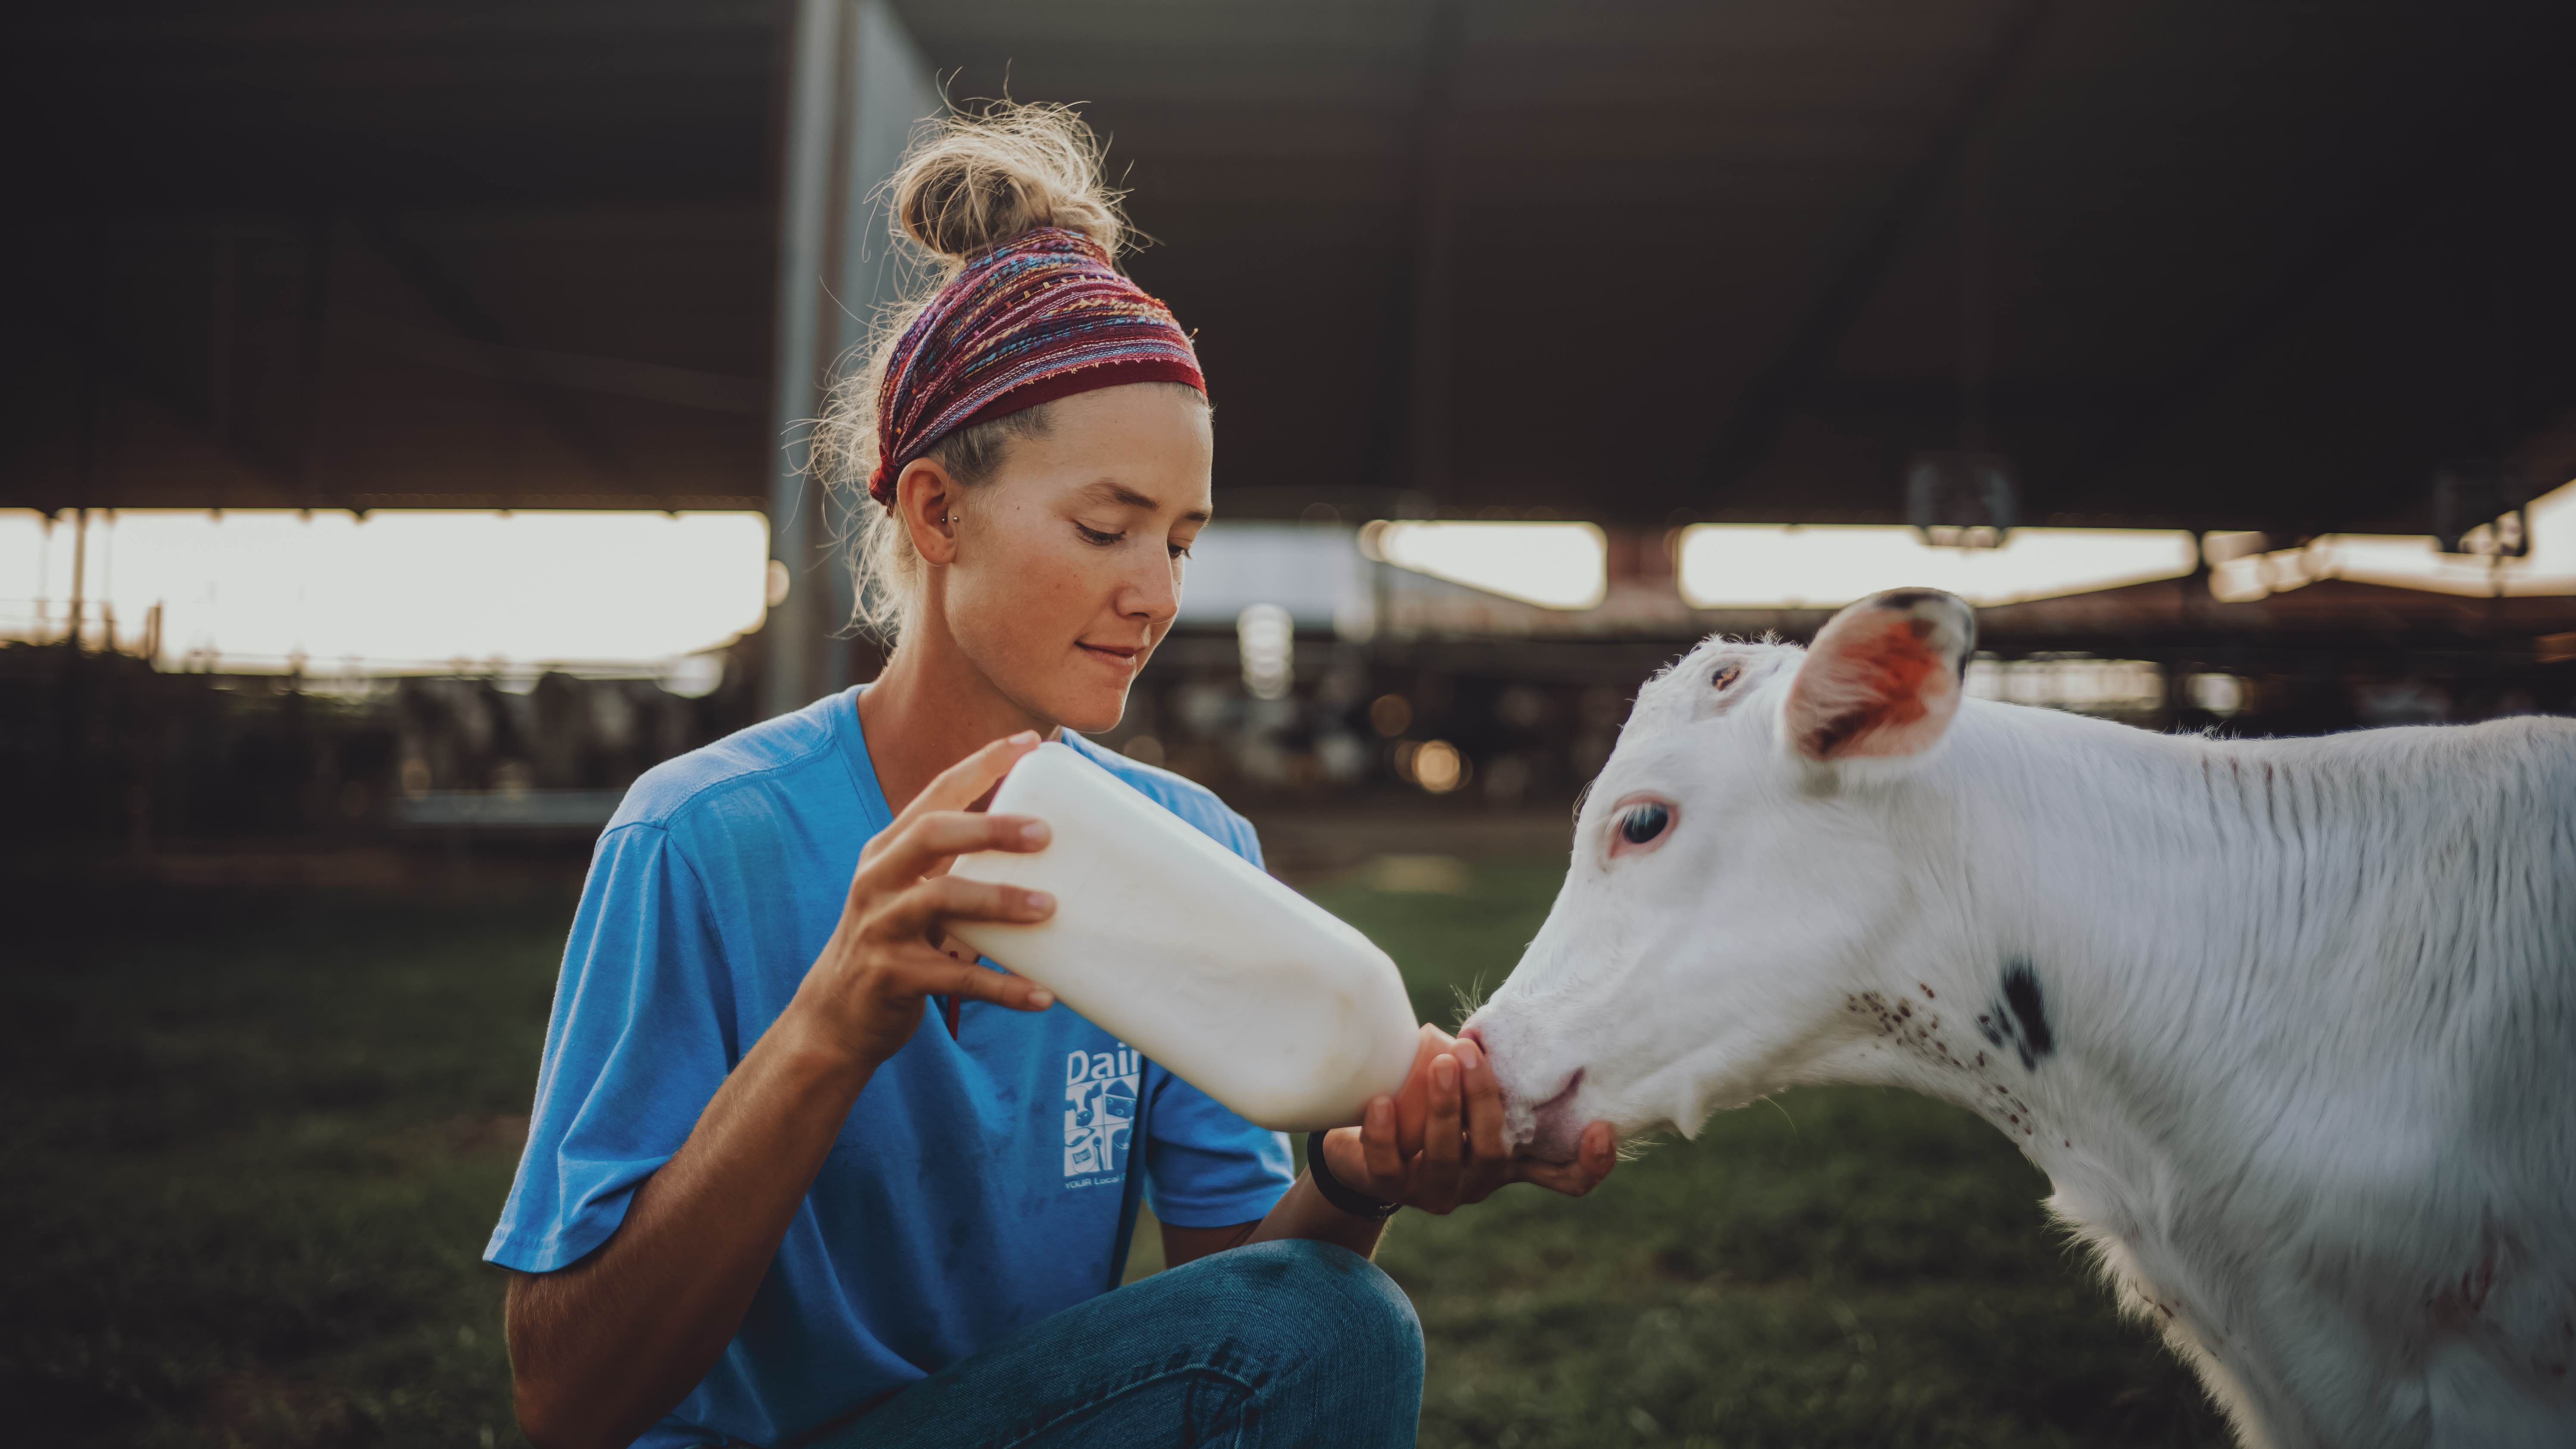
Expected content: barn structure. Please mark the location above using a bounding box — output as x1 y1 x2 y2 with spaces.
6 0 2574 849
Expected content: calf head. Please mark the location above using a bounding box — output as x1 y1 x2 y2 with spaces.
1463 589 1978 1160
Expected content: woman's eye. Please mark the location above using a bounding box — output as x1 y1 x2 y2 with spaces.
1618 802 1670 846
1169 541 1193 560
1074 524 1122 546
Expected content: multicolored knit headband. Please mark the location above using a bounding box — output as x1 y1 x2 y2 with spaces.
867 227 1205 507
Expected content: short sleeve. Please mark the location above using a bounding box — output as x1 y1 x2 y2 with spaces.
1141 1071 1297 1227
1224 813 1265 872
486 823 738 1272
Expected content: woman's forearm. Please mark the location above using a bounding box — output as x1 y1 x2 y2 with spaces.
1245 1171 1390 1257
506 1006 874 1449
1164 1164 1389 1271
502 739 1059 1449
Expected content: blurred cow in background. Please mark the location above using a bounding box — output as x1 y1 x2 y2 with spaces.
1464 589 2576 1449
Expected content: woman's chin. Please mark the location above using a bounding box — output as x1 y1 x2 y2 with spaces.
1046 684 1131 739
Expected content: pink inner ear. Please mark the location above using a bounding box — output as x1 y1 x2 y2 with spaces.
1788 615 1959 760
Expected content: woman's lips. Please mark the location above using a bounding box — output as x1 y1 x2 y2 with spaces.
1076 642 1142 671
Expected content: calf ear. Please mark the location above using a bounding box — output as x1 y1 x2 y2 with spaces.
1782 589 1976 762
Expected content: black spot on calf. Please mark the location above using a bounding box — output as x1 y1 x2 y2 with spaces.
1982 958 2056 1071
2003 962 2054 1060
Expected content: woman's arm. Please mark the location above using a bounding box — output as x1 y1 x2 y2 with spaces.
507 1013 883 1449
1163 1034 1619 1270
504 734 1058 1449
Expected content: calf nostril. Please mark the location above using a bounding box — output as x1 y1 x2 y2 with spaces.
1458 1024 1486 1049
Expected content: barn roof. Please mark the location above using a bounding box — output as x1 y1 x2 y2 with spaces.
8 0 2574 534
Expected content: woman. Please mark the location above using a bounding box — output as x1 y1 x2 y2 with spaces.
488 103 1619 1449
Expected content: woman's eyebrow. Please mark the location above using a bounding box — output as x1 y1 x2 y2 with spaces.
1081 479 1211 523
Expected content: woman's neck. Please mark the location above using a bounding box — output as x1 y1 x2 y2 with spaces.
856 619 1060 815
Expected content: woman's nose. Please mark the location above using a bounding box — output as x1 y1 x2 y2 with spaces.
1120 555 1180 625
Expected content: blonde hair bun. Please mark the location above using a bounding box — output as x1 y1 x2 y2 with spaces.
890 101 1128 262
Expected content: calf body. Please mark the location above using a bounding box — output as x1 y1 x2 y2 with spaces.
1465 593 2576 1449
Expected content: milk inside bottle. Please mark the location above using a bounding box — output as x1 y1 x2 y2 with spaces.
945 742 1420 1132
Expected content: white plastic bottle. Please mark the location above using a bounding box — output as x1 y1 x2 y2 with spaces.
945 742 1421 1133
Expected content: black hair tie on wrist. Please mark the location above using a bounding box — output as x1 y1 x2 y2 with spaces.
1305 1130 1401 1219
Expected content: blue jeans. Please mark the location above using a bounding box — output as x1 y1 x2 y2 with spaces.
804 1239 1423 1449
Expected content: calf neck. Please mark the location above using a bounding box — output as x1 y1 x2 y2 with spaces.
1464 591 2576 1449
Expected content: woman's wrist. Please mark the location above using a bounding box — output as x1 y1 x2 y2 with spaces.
766 995 888 1095
1306 1130 1401 1219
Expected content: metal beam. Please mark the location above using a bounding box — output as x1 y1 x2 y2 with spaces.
763 0 937 720
1702 0 2054 497
294 209 334 502
764 0 845 721
1360 0 1466 499
1401 0 1466 502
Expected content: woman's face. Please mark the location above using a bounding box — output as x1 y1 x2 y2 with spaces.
936 382 1214 734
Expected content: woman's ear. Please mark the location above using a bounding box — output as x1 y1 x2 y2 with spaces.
894 457 963 566
1781 589 1976 762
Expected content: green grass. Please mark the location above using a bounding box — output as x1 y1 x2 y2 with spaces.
3 886 551 1446
2 861 2231 1446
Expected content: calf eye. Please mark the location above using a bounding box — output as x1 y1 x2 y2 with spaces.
1606 794 1678 859
1619 802 1669 845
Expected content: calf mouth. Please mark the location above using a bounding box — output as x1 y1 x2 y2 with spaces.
1521 1068 1588 1164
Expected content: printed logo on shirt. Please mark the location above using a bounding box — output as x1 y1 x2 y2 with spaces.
1063 1044 1140 1187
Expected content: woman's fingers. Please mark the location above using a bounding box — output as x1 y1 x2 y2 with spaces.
930 956 1055 1013
1424 1054 1463 1163
905 731 1044 819
1391 1023 1450 1156
1455 1037 1508 1162
868 874 1054 944
1411 1052 1463 1209
1359 1096 1407 1187
1450 1037 1515 1205
862 941 1057 1015
1579 1120 1618 1176
856 810 1050 896
853 732 1041 875
1513 1120 1620 1197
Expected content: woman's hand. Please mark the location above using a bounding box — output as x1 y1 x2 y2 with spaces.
783 731 1062 1072
1322 1031 1618 1215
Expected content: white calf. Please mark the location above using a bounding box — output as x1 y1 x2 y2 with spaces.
1462 588 2576 1449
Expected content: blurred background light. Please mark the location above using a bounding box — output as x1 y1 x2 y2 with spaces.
1394 737 1467 794
1368 693 1412 737
0 509 769 675
1235 603 1294 700
2204 478 2576 602
2188 672 2248 715
1361 521 1607 610
1675 525 2199 609
1963 656 2165 714
1177 522 1375 638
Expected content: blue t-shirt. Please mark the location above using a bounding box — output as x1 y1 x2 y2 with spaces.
486 689 1295 1448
